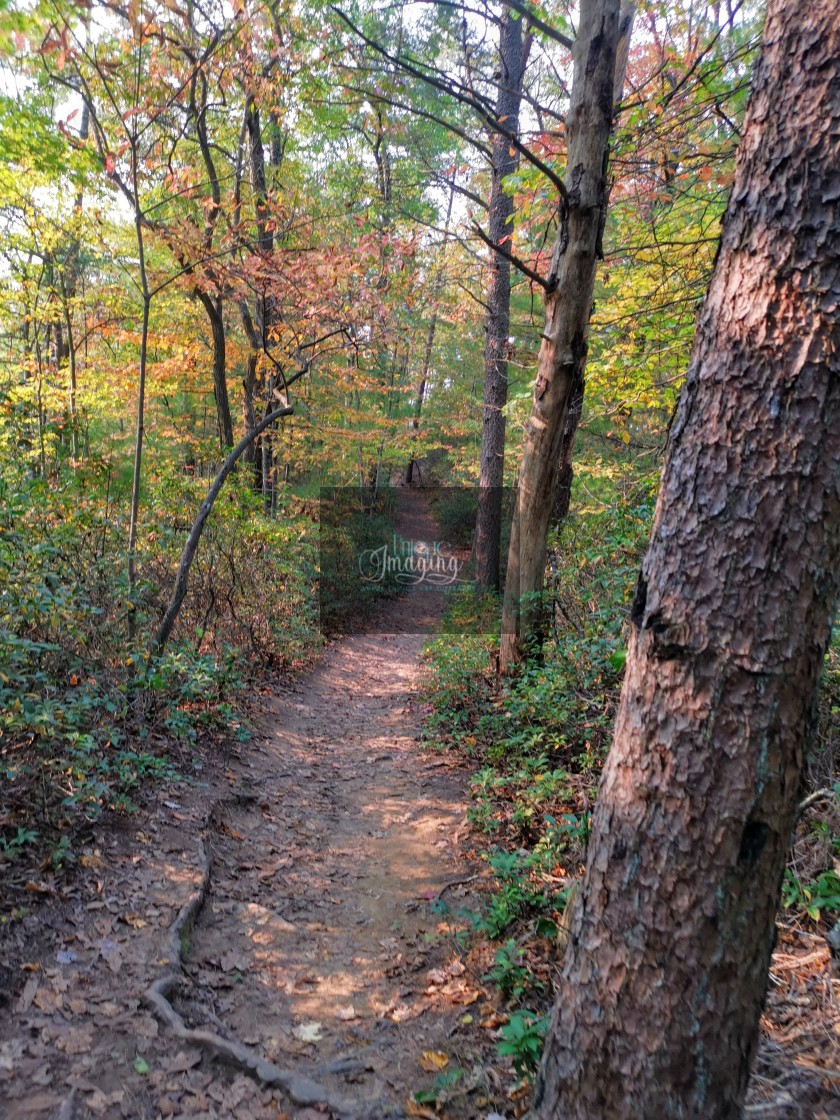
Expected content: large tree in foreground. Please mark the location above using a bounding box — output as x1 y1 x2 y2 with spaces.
534 1 840 1116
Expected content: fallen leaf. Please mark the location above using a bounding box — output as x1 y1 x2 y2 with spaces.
134 1055 149 1074
16 975 40 1012
387 1004 414 1023
335 1005 357 1021
56 1030 93 1054
419 1050 448 1072
86 1089 126 1114
166 1049 202 1073
33 987 63 1012
25 881 56 895
134 1015 159 1039
292 1022 323 1042
405 1101 437 1119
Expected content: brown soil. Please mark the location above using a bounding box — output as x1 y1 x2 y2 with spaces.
3 491 838 1120
0 492 511 1120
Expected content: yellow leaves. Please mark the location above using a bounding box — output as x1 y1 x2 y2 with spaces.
419 1050 448 1072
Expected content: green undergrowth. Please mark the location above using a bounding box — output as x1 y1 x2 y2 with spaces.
420 491 653 1075
422 483 840 1077
0 462 321 887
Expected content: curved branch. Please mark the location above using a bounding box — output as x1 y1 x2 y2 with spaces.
471 221 550 290
332 5 568 200
151 405 294 656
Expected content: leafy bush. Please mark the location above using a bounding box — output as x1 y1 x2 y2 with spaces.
0 461 322 877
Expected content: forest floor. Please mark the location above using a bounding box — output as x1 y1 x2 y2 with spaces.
0 491 514 1120
2 490 840 1119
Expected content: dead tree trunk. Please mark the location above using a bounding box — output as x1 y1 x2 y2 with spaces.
535 2 840 1115
499 0 623 664
152 405 294 656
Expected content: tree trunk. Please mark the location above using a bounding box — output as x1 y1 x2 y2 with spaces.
500 0 622 664
535 3 840 1115
550 2 635 529
198 291 234 448
405 311 437 486
405 178 455 485
474 6 531 590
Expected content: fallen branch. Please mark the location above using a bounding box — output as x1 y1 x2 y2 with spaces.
144 840 398 1119
795 787 836 822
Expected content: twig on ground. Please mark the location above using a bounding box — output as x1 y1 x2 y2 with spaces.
435 873 480 901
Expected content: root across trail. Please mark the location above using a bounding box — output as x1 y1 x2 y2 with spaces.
0 492 503 1119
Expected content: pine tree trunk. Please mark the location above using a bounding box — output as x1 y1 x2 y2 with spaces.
535 4 840 1115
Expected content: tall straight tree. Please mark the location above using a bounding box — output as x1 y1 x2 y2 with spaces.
535 1 840 1115
474 4 531 590
499 0 629 665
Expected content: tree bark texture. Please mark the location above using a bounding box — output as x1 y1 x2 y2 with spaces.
535 4 840 1116
549 1 638 528
474 6 531 590
500 0 621 664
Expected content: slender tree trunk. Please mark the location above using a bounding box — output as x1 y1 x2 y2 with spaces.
405 312 437 486
198 291 233 448
474 7 531 590
499 0 623 666
127 293 150 642
152 405 294 656
536 3 840 1114
405 179 456 485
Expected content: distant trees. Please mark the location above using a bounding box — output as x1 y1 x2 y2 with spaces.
535 0 840 1113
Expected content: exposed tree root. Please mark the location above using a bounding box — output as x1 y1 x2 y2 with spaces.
435 873 480 901
144 839 402 1119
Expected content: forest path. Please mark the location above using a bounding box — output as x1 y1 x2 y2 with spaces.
0 491 504 1120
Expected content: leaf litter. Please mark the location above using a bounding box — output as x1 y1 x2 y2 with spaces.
0 495 524 1119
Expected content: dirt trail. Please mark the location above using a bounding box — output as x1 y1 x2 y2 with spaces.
0 492 505 1120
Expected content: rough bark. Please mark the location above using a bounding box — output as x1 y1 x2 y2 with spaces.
474 6 531 590
500 0 622 663
535 3 840 1115
550 4 633 526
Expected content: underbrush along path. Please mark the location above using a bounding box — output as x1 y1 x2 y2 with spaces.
0 491 500 1120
